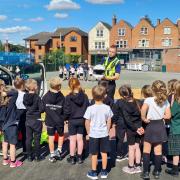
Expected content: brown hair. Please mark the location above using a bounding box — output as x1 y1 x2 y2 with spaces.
25 79 37 91
110 45 117 49
152 80 167 106
68 78 82 94
92 85 106 101
141 85 153 98
167 79 178 95
0 79 5 91
14 77 25 90
118 85 133 101
174 81 180 104
49 77 61 91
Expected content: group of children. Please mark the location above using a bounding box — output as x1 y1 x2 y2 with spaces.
0 76 180 180
59 65 93 81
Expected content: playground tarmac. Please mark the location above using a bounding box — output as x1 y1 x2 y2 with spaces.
0 140 178 180
46 70 180 99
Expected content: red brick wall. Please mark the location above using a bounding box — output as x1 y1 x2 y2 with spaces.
110 20 132 50
132 19 155 48
162 48 180 72
155 19 179 48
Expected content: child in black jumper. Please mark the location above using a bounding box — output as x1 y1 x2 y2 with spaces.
1 86 23 167
117 85 144 174
64 78 89 164
42 77 65 163
23 79 44 162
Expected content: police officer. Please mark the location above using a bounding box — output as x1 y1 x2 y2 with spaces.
101 45 121 100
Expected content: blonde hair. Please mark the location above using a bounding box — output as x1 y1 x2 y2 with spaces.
152 80 167 106
92 85 106 101
0 86 14 106
167 79 178 95
174 81 180 104
25 79 37 91
49 77 61 91
141 85 153 98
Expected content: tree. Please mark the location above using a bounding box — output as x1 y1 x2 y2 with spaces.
0 40 4 51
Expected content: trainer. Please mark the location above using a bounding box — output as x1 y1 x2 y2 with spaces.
101 45 121 100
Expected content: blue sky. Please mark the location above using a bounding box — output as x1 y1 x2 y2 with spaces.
0 0 180 45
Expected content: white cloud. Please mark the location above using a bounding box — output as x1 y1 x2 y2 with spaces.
13 18 23 22
29 17 44 22
46 0 80 10
54 13 69 19
86 0 124 4
0 15 7 21
0 26 31 34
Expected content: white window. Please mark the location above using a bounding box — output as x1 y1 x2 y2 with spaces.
116 40 128 48
141 27 148 35
138 39 149 47
95 42 105 49
164 27 171 35
162 39 172 47
96 29 103 37
118 28 126 36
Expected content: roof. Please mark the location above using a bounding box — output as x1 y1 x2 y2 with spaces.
52 27 88 37
24 32 53 45
100 21 112 30
123 20 133 28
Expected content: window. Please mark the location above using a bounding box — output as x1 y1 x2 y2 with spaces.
70 36 77 42
116 40 128 48
141 27 148 35
162 39 172 47
96 29 103 37
138 39 149 47
38 45 42 50
164 27 171 35
95 42 105 49
70 47 77 52
118 28 126 36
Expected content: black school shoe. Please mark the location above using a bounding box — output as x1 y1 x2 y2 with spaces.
165 168 179 177
140 172 150 179
34 155 45 162
152 171 161 179
67 156 76 165
27 155 33 162
76 155 83 164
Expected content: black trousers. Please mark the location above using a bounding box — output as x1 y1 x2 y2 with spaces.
26 125 42 157
17 109 26 152
116 126 126 156
107 81 116 100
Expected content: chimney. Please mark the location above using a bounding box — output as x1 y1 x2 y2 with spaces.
112 15 117 26
157 19 161 26
177 19 180 29
4 40 9 52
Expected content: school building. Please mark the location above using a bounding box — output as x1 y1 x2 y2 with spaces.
24 27 88 63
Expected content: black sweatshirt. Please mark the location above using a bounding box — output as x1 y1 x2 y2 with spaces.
112 99 142 132
64 91 89 123
42 91 65 127
23 93 44 127
2 90 18 131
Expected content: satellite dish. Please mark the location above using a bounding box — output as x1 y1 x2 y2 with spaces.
93 64 105 80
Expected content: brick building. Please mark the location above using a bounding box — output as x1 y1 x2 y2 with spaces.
24 27 88 63
88 21 111 65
